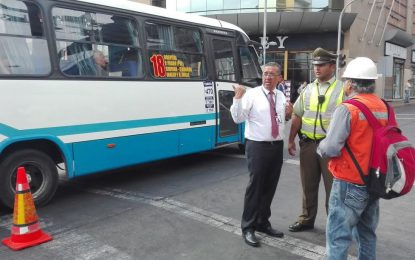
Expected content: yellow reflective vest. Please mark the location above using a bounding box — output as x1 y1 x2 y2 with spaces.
300 79 344 139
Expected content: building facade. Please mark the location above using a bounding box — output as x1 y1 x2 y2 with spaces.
167 0 414 101
128 0 165 8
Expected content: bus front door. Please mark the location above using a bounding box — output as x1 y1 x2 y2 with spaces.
211 37 243 147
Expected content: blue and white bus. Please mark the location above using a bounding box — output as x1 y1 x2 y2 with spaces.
0 0 262 208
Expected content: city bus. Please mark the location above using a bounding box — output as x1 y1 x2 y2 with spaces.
0 0 262 208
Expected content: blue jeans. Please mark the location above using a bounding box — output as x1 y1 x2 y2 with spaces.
326 179 379 260
404 91 410 103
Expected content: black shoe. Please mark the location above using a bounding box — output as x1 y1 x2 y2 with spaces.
256 225 284 238
242 230 260 247
288 222 314 232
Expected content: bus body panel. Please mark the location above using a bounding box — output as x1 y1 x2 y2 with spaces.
0 80 218 176
73 125 215 176
0 80 214 131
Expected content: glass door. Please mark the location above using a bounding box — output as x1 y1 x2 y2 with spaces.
393 59 404 99
211 37 242 145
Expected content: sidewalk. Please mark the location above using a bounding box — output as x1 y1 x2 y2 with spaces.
386 98 415 108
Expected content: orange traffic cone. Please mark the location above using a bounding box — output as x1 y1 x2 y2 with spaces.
2 167 53 250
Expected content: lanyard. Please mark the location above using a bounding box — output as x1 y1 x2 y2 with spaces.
262 89 276 111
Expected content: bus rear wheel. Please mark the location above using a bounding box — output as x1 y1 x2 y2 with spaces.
0 149 58 209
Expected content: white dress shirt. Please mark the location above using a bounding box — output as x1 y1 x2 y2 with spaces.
230 85 287 141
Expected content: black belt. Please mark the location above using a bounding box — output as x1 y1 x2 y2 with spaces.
246 139 283 145
301 137 324 144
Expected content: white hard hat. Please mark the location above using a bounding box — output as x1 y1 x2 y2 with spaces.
342 57 378 80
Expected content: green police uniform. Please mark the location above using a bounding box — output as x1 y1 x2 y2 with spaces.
290 48 344 231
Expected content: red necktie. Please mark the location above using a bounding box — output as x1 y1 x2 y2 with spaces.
268 92 279 138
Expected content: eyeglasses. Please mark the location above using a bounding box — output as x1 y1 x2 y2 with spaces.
263 72 280 77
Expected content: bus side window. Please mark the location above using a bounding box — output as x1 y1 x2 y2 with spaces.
108 47 142 77
145 22 206 79
0 0 50 76
53 7 143 78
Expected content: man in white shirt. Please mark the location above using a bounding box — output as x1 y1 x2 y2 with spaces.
231 62 293 247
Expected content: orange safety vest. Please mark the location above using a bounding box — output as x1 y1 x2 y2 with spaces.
328 94 389 185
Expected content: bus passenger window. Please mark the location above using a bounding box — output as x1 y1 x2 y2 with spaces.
99 15 139 47
0 0 50 75
53 7 143 78
145 22 206 79
108 47 143 77
173 27 202 53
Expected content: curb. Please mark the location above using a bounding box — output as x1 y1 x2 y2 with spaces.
386 99 414 108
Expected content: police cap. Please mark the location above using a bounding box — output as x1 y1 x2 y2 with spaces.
312 47 337 65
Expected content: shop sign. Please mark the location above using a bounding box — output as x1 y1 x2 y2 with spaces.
259 36 289 49
385 42 407 59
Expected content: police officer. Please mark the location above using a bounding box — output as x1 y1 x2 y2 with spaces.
287 47 344 232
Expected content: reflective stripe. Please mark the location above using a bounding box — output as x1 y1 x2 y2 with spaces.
358 111 388 120
301 80 344 139
326 82 344 113
302 80 343 111
301 123 327 137
303 110 335 119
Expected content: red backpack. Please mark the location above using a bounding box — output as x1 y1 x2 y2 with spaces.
344 99 415 199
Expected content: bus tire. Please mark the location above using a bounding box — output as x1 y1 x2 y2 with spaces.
0 149 58 209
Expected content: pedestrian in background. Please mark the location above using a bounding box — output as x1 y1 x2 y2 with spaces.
231 62 293 247
287 48 344 232
277 75 286 95
318 57 387 259
404 80 411 103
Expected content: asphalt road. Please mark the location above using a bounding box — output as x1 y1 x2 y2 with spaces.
0 102 414 259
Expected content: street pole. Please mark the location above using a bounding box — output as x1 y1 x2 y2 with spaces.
262 0 267 65
336 0 358 77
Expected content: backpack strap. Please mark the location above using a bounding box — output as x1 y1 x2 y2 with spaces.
343 99 381 129
380 99 398 127
344 98 397 128
344 144 368 185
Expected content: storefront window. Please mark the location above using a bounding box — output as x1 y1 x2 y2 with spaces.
263 50 313 102
411 68 415 97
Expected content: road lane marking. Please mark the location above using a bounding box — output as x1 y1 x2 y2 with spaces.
0 210 133 259
76 184 356 260
285 159 300 165
42 230 133 260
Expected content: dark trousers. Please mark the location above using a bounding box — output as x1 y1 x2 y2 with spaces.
297 139 333 226
241 140 284 232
